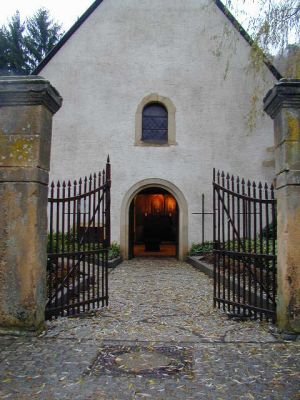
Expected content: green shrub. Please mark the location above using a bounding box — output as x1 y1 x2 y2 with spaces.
47 233 121 260
189 239 277 256
223 239 277 255
108 241 120 260
189 241 214 256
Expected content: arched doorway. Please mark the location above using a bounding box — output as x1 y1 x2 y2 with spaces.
129 188 178 257
120 178 188 261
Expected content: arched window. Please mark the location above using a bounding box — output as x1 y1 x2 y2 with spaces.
135 93 176 146
142 103 168 143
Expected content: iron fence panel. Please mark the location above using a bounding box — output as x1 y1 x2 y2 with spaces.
213 169 277 322
46 157 111 319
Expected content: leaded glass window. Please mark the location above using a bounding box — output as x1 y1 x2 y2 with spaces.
142 103 168 143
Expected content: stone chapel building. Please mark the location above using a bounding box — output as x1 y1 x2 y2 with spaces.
34 0 281 260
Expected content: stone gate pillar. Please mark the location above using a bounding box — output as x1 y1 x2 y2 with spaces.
264 79 300 334
0 76 62 334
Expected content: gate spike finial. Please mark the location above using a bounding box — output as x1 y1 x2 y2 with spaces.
226 173 230 189
107 154 110 163
231 175 234 190
252 180 257 199
79 177 82 185
241 178 245 194
271 183 275 199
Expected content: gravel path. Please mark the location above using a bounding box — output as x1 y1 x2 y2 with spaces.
0 258 299 399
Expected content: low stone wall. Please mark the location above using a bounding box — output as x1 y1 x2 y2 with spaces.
186 256 214 278
108 257 123 269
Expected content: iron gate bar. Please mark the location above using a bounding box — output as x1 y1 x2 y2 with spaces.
213 169 277 322
46 156 111 319
47 187 106 304
214 185 274 293
213 250 276 303
213 298 275 317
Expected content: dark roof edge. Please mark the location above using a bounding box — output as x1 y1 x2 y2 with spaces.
33 0 282 80
214 0 282 80
32 0 104 75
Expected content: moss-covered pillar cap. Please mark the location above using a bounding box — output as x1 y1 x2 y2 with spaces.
264 79 300 119
0 76 62 114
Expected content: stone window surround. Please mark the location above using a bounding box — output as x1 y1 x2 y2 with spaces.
135 93 176 146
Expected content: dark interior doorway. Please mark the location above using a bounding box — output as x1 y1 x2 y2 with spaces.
129 188 178 258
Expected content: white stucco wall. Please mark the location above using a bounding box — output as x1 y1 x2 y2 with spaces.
40 0 276 257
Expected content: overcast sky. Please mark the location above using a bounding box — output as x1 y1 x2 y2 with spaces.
0 0 259 31
0 1 95 29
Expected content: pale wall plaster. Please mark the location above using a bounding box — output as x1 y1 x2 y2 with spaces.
40 0 277 257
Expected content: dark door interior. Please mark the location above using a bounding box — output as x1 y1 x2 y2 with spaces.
129 188 178 257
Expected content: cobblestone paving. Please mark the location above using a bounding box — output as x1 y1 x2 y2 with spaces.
0 258 299 399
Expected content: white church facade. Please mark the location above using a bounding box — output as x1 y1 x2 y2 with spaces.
35 0 281 260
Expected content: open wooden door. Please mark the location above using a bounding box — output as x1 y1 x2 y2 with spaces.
128 199 135 259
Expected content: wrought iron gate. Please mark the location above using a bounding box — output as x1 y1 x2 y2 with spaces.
213 169 277 322
46 157 111 319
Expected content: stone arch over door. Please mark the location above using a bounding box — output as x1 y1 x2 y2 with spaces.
120 178 188 261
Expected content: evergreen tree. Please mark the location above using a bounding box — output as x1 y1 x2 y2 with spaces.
0 29 9 74
25 8 63 71
0 9 63 75
0 12 29 75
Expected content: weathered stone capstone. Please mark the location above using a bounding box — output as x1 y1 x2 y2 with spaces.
0 76 62 334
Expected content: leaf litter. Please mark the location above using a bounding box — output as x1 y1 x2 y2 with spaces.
0 258 299 399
